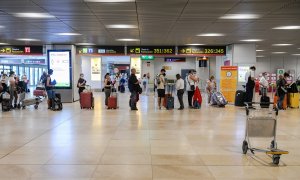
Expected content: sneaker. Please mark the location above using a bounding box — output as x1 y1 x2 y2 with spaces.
131 108 138 111
159 106 162 110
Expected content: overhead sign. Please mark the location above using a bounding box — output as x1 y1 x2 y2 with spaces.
24 59 46 65
48 50 72 89
164 57 186 62
0 46 43 55
220 66 238 103
141 55 155 60
178 46 226 56
76 46 124 55
127 46 175 55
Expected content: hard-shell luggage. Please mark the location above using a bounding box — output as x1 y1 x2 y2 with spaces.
211 92 227 107
288 93 299 108
260 95 270 108
164 84 174 110
274 94 287 110
108 96 117 109
120 85 125 93
235 90 246 106
80 92 94 109
166 96 174 110
33 90 45 97
2 99 10 111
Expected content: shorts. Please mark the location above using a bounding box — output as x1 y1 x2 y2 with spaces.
157 89 165 98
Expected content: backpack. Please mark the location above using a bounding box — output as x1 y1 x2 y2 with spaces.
156 75 161 85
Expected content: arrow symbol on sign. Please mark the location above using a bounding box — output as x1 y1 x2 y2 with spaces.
0 49 5 53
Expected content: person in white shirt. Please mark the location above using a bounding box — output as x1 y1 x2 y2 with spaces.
259 72 269 96
176 74 185 110
186 70 199 108
142 74 149 95
157 69 166 109
206 75 217 104
245 66 256 107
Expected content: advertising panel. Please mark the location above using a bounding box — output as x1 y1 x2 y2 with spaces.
130 57 141 79
220 66 238 103
47 50 72 89
238 66 249 83
91 57 101 81
127 46 175 55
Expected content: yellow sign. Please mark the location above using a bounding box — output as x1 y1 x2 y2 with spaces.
91 57 101 81
220 66 238 103
130 57 141 79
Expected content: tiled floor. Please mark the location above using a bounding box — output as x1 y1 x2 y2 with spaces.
0 92 300 179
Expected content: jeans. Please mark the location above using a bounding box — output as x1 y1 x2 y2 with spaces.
9 87 17 106
177 89 184 109
130 91 138 109
187 90 194 107
277 93 285 110
260 87 267 96
104 88 111 106
46 90 55 99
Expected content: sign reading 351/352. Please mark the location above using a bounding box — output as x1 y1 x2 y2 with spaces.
127 46 175 55
178 46 226 56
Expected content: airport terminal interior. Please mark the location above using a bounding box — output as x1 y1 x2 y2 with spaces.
1 0 300 179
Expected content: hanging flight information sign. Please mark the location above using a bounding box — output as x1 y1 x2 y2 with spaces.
178 46 226 56
47 50 72 89
0 46 43 55
76 46 125 55
127 46 175 55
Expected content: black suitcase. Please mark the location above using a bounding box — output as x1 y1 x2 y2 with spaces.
235 90 246 106
260 95 270 108
51 93 63 111
166 96 174 110
2 99 11 112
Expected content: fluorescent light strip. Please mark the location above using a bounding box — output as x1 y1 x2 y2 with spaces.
0 42 9 45
0 25 5 28
273 26 300 30
84 0 135 2
256 50 264 52
106 24 138 28
220 14 260 19
256 56 265 58
185 44 205 46
292 54 300 56
272 44 293 46
55 33 82 36
116 38 140 41
240 39 263 42
197 33 225 37
76 43 96 46
272 52 286 54
14 12 55 18
16 38 40 41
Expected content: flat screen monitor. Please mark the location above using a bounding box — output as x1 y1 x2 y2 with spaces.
47 50 72 89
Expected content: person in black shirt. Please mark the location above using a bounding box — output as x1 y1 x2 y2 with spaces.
128 68 140 111
276 73 289 110
77 73 86 95
46 69 55 109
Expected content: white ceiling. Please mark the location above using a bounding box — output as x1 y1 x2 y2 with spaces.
0 0 299 56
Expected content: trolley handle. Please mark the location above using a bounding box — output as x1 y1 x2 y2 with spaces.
244 102 278 115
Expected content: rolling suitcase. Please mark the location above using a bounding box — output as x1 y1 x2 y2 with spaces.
108 96 117 109
274 94 287 110
51 93 63 111
211 92 227 107
33 90 45 97
166 96 174 110
80 92 94 109
1 92 11 111
260 95 270 108
235 90 246 106
288 93 299 108
164 84 174 110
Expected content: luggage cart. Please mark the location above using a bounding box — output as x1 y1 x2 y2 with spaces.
17 92 42 109
242 102 288 165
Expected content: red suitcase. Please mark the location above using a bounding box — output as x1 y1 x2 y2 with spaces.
33 90 45 97
80 92 94 109
108 96 117 109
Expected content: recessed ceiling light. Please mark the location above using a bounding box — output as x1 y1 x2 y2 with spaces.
220 14 260 19
13 12 55 18
272 44 293 46
197 33 225 37
185 44 205 46
75 43 96 46
55 33 82 36
256 55 265 58
240 39 263 42
0 42 9 45
273 26 300 30
116 38 140 41
256 50 264 52
0 25 5 28
292 54 300 56
272 52 286 54
298 48 300 49
16 38 40 41
84 0 135 2
106 24 138 28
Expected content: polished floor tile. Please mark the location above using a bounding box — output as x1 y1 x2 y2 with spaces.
0 92 299 179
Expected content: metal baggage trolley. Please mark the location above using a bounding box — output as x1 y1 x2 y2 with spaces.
242 102 288 165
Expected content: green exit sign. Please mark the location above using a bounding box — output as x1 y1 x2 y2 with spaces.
141 55 155 60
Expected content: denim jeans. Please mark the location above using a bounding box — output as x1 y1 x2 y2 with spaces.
277 93 285 110
130 91 138 109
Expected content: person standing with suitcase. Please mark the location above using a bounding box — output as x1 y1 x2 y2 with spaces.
259 72 269 97
245 66 256 108
175 74 184 110
128 68 140 111
104 74 112 108
77 73 87 96
157 69 166 110
276 73 288 110
186 70 199 108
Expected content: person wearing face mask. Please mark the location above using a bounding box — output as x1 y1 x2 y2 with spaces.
186 70 199 108
259 72 269 97
157 69 166 109
77 73 87 95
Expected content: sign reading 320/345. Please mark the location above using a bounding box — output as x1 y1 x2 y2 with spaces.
127 46 175 55
178 46 226 55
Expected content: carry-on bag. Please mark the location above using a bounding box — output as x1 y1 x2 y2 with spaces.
33 90 45 97
211 92 227 107
108 96 118 109
260 95 270 108
51 93 63 111
235 90 246 106
80 91 94 109
288 93 299 108
165 84 174 110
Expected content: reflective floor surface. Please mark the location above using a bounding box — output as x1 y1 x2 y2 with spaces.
0 92 300 179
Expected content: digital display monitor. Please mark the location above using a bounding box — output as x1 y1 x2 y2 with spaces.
47 50 72 89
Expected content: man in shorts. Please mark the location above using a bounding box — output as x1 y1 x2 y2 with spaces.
157 69 166 109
